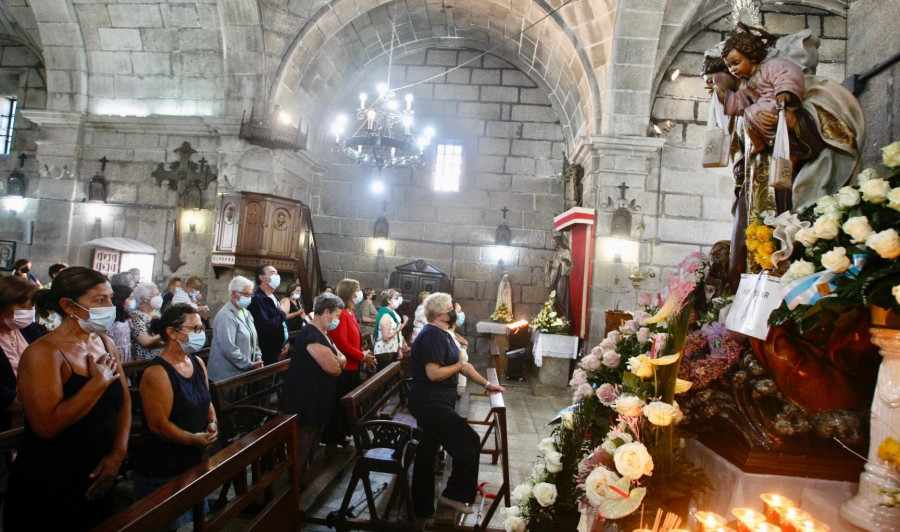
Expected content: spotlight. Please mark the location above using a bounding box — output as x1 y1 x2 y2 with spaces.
371 181 384 193
278 111 292 125
668 68 681 81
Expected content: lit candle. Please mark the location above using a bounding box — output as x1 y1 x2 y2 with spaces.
760 493 795 522
749 524 782 532
695 511 728 532
732 508 766 532
793 519 830 532
776 507 811 532
632 529 653 532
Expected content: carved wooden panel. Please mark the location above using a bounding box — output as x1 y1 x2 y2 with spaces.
215 197 239 252
263 199 298 258
92 248 120 276
237 200 265 255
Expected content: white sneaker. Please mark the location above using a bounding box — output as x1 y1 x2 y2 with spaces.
438 495 475 514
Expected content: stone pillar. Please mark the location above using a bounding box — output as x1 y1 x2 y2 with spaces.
572 135 666 348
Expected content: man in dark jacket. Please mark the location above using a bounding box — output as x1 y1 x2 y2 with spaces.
248 264 289 365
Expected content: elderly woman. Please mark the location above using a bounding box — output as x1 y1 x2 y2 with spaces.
130 282 164 360
208 276 263 382
108 284 134 363
5 267 129 531
281 293 347 485
373 288 409 372
0 276 44 432
409 293 504 518
355 288 378 339
133 305 216 529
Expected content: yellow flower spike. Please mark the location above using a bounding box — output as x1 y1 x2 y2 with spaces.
878 437 900 468
644 293 676 324
674 379 693 393
648 353 681 366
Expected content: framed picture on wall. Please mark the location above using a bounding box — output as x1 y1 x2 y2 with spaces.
0 240 16 271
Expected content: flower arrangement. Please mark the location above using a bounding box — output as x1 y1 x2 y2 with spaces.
531 290 570 334
491 303 514 323
769 140 900 330
746 217 776 271
508 253 712 531
677 322 743 390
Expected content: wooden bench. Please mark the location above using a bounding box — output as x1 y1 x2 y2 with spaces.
208 359 290 446
332 361 422 530
91 415 300 532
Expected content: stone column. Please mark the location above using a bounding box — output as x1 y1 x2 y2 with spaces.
571 135 666 349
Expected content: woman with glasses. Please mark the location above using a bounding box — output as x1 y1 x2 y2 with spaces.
133 305 216 529
207 276 263 382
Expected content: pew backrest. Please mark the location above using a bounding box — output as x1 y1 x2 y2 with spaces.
208 359 290 444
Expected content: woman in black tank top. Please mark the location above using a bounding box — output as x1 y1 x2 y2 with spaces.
5 267 130 532
133 305 217 529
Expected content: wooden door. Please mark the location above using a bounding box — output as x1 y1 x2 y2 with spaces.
236 198 265 255
215 195 240 252
263 199 298 259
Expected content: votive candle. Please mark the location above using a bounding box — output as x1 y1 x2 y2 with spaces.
760 493 795 522
732 508 766 532
749 524 782 532
776 507 811 532
695 511 728 532
632 529 653 532
793 519 830 532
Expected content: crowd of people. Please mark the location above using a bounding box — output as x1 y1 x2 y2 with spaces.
0 260 501 528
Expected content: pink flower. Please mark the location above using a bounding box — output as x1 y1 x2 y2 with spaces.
637 291 652 306
602 350 621 368
621 320 638 334
577 383 594 398
606 330 622 344
597 383 619 406
636 327 651 344
582 354 601 371
569 369 588 388
633 310 650 326
599 338 617 354
590 345 603 358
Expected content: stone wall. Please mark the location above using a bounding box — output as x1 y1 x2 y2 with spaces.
312 48 566 361
848 0 900 166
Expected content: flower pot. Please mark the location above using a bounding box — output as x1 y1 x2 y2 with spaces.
871 305 900 329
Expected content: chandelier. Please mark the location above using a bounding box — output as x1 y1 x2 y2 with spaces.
331 83 435 173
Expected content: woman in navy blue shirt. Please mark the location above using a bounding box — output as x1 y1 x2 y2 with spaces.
408 293 503 517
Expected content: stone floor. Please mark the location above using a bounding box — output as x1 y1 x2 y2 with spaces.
301 370 571 530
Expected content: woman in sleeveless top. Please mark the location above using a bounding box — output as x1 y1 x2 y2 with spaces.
373 288 409 372
281 283 308 333
133 305 217 529
5 267 130 532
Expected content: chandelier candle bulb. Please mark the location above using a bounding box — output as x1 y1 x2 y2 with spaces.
695 511 728 531
776 507 811 532
732 508 766 532
405 94 413 110
792 519 829 532
359 93 367 109
760 494 795 522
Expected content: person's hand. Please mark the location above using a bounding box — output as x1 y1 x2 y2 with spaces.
87 353 119 387
400 315 409 328
252 359 264 369
278 344 290 361
191 431 217 449
85 453 123 500
336 353 347 369
485 383 505 393
196 293 204 303
206 421 218 440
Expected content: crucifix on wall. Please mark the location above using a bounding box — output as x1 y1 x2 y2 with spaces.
151 142 218 272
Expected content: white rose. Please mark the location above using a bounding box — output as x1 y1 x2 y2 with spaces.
511 483 532 505
627 354 653 378
613 442 654 479
857 168 879 184
888 188 900 212
538 437 557 455
781 259 816 285
821 247 851 273
613 394 645 417
584 467 620 506
636 327 651 344
643 401 678 427
500 506 521 518
813 216 840 240
581 354 601 371
794 227 819 247
545 450 563 473
532 482 558 507
842 216 875 244
836 186 861 208
882 141 900 168
504 516 526 532
861 178 892 204
813 194 839 216
866 229 900 259
569 369 587 388
561 411 574 430
893 285 900 305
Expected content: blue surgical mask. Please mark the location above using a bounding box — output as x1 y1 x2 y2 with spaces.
352 290 363 304
179 330 206 354
69 300 116 334
326 316 340 331
175 287 184 294
268 274 281 290
237 295 252 309
456 312 466 327
190 291 200 298
126 299 137 312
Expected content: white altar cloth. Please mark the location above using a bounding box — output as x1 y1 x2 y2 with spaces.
686 440 866 531
532 332 578 367
475 321 513 335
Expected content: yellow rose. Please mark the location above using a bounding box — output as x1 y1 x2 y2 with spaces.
882 141 900 168
878 437 900 468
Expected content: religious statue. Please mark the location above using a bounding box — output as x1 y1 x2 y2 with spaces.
705 25 864 284
562 154 584 210
546 233 573 321
495 274 513 313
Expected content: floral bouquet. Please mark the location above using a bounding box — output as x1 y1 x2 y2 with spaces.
531 290 570 334
746 217 777 271
769 141 900 330
491 303 514 323
677 322 743 390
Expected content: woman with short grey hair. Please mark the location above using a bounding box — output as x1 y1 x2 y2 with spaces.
130 281 164 360
207 276 263 381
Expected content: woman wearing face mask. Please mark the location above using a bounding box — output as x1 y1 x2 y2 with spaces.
281 293 346 486
373 288 409 372
207 276 264 382
173 275 210 321
355 288 377 339
130 281 165 360
133 305 216 529
323 278 376 459
4 267 129 531
280 283 307 333
0 276 44 432
11 258 43 289
447 300 469 394
108 284 134 364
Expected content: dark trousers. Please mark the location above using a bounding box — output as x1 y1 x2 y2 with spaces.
409 389 480 514
322 370 359 444
297 424 324 486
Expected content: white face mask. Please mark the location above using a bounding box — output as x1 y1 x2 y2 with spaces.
4 308 35 330
291 293 301 300
69 301 116 334
149 295 163 310
352 290 363 304
268 274 281 290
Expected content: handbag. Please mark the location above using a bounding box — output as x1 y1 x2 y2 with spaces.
724 272 785 340
702 94 732 168
771 108 792 189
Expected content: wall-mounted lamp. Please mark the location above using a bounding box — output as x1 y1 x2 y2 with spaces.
184 209 199 232
646 120 672 138
2 196 26 214
5 153 27 206
667 68 681 81
601 236 640 264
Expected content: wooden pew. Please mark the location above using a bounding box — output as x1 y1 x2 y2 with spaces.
91 415 300 532
327 361 422 530
208 359 290 446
